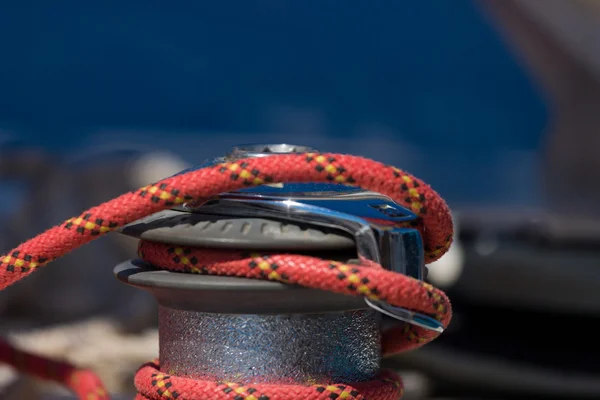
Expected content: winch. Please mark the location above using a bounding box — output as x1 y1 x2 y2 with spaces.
0 143 453 400
116 143 442 386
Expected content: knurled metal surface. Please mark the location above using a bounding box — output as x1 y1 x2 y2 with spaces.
158 306 381 385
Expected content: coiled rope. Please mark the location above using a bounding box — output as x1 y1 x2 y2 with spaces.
0 152 453 400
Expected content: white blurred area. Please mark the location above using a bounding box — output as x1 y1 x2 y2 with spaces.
426 215 464 290
129 151 191 187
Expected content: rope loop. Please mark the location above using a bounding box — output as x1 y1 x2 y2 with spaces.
0 153 454 399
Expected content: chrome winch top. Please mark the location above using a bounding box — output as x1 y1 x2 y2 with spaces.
121 143 443 332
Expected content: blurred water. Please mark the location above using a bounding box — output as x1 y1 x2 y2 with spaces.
0 0 547 209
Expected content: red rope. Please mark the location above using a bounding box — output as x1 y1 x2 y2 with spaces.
0 152 453 400
134 361 405 400
0 337 108 399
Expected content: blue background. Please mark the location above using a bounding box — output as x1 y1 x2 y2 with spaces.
0 0 547 206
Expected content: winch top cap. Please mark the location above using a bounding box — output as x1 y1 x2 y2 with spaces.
227 143 318 160
176 143 368 197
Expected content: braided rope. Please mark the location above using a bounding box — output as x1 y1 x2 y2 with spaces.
0 153 453 400
134 361 405 400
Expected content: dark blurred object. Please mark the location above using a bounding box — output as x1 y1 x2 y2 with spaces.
386 1 600 398
449 210 600 313
387 210 600 399
0 144 188 328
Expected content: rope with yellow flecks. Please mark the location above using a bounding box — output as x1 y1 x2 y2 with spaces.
0 152 453 400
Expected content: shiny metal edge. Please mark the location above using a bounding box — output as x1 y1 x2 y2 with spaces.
191 197 442 332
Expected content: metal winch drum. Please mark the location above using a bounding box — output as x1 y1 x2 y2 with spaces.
114 144 442 386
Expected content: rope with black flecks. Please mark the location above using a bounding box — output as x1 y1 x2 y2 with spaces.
0 152 453 400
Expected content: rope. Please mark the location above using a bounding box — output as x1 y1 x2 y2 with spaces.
0 152 454 399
